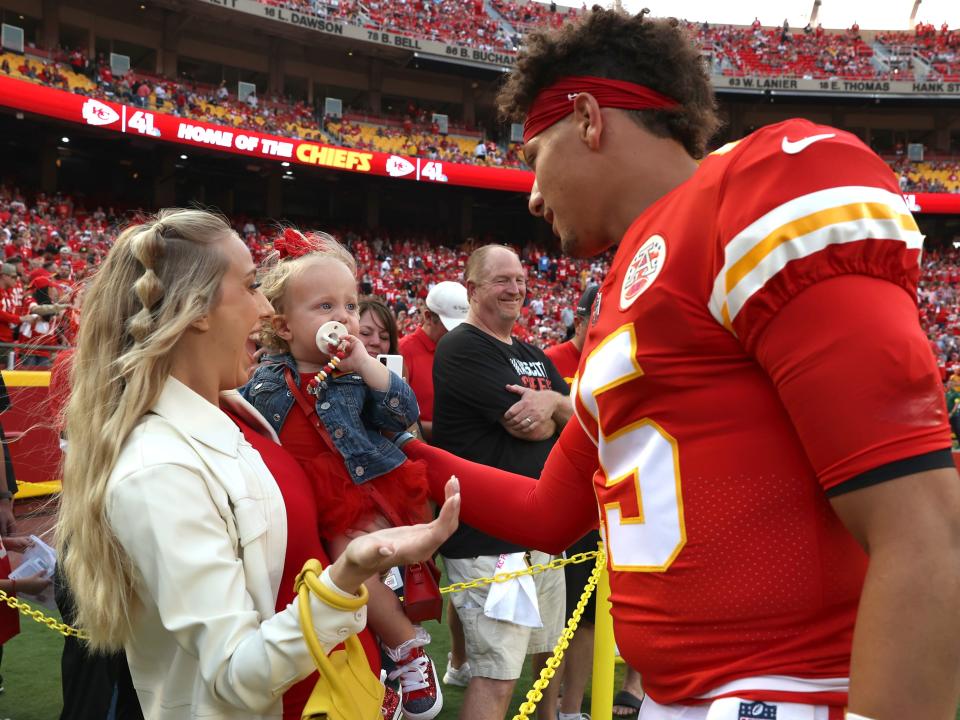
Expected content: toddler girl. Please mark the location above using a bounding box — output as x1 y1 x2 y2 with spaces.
242 230 441 720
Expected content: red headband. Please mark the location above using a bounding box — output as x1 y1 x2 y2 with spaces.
522 75 679 144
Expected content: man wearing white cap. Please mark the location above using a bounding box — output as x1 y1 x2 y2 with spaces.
398 280 468 443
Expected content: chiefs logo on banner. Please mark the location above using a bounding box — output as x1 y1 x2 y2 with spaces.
81 99 120 127
0 75 536 193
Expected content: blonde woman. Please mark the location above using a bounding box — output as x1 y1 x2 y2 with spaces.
57 208 459 720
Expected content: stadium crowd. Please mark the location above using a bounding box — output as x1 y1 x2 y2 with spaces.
1 46 522 169
0 180 958 423
877 23 960 81
0 185 608 368
695 20 880 79
6 44 960 181
891 157 960 194
252 0 940 80
920 246 960 382
0 186 610 719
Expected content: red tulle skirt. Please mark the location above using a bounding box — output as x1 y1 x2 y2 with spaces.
301 455 430 538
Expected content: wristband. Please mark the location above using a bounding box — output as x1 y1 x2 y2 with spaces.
0 490 13 501
392 431 416 450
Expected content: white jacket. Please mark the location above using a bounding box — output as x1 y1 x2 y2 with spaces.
106 377 366 720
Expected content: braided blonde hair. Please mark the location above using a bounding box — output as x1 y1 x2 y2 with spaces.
259 229 356 353
58 208 233 651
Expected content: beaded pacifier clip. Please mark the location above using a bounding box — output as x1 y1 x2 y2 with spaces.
307 320 348 396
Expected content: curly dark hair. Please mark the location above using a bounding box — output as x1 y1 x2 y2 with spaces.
498 6 721 159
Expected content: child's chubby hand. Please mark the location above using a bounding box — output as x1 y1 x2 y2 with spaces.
334 334 391 391
334 334 376 375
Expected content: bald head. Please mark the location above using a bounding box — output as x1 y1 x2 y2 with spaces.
464 245 527 343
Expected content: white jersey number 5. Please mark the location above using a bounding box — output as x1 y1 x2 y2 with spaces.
576 324 686 571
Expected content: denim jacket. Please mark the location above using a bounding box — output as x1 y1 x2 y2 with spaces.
240 353 419 484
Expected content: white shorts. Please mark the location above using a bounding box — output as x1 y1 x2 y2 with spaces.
443 551 565 681
639 696 844 720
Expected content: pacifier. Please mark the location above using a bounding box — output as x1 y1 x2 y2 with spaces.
316 321 348 352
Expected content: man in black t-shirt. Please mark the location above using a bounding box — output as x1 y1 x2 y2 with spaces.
433 245 571 720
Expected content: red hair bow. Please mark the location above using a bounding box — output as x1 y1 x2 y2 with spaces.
274 228 315 260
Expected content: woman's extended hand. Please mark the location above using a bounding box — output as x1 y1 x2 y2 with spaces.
330 477 460 593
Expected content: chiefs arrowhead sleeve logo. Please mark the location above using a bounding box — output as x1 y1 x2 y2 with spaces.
620 234 667 310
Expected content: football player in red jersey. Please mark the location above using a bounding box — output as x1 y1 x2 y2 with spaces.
401 8 960 720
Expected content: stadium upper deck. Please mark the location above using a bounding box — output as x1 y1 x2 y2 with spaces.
243 0 960 87
0 0 957 216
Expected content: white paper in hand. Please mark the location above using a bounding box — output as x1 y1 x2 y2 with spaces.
9 534 57 609
483 552 542 628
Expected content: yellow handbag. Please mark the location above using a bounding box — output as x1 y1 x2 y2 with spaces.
296 559 385 720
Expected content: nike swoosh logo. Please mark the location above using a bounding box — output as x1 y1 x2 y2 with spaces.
781 133 836 154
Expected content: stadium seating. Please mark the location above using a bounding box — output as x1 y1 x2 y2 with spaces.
0 48 516 165
5 45 960 179
365 0 513 52
890 158 960 194
0 185 610 349
323 114 520 167
491 0 580 34
877 25 960 81
919 246 960 381
247 1 926 81
695 22 881 79
3 181 959 358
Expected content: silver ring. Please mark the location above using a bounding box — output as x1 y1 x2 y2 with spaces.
524 417 533 425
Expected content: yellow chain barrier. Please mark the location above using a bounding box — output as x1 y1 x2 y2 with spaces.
6 549 601 644
0 588 88 639
512 547 605 720
438 550 598 596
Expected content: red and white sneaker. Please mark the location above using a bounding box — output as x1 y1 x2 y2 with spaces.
385 644 443 720
381 683 402 720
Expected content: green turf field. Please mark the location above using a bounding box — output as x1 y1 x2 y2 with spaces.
0 603 600 720
1 602 957 720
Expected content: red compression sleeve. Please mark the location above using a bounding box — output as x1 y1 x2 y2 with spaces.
406 419 600 553
754 274 952 492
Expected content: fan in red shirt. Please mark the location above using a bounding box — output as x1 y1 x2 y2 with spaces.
543 284 598 384
0 265 23 346
398 281 468 442
404 9 960 720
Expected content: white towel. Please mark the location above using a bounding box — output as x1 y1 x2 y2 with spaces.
482 552 542 628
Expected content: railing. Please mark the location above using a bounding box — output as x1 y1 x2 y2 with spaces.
0 342 71 370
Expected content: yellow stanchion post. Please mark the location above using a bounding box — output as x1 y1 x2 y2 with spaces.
590 545 615 720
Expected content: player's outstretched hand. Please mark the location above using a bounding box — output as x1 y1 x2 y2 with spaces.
331 477 460 593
